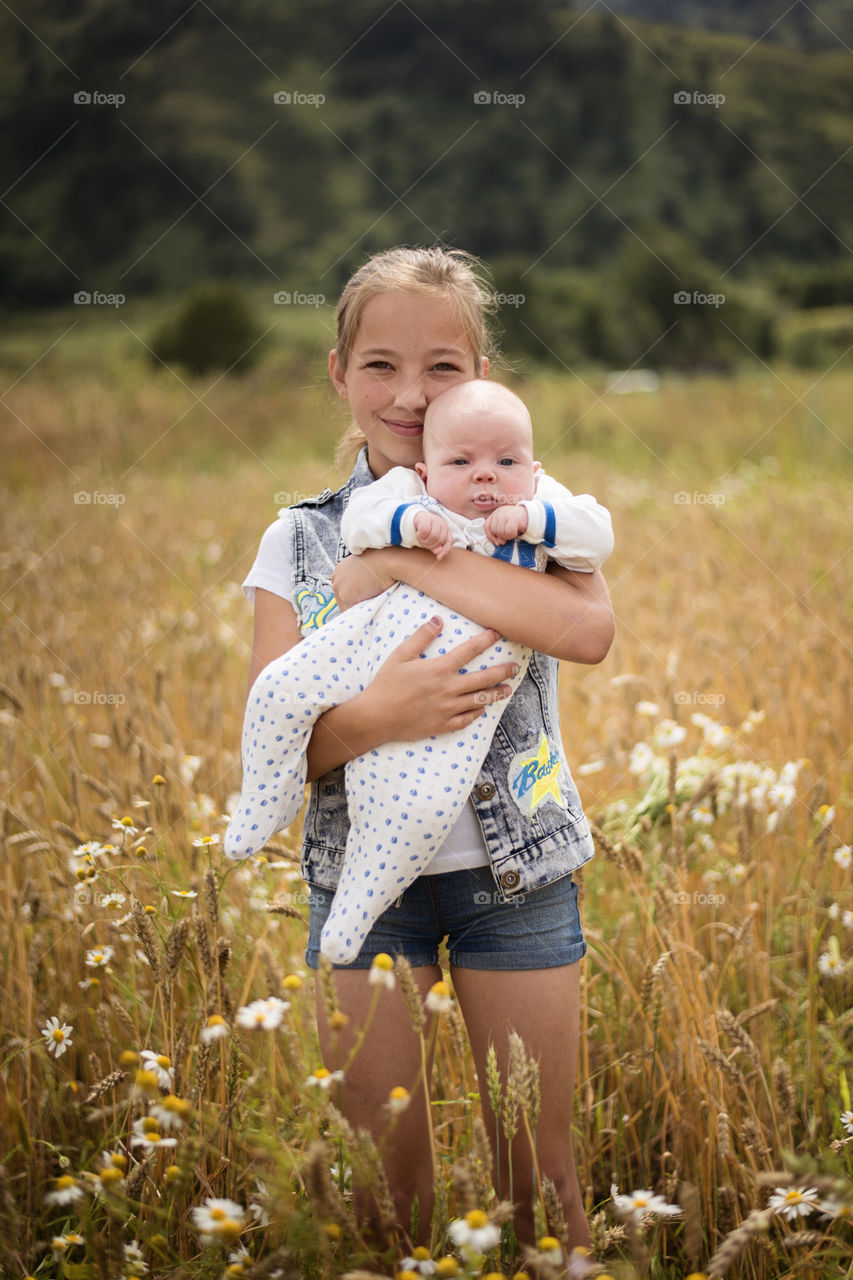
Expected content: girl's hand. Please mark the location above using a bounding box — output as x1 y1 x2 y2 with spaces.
413 510 454 560
360 617 518 740
332 549 397 611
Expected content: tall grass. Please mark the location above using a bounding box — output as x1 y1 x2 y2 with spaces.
1 351 851 1278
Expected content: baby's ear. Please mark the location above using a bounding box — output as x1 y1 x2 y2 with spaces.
533 460 542 474
415 462 428 481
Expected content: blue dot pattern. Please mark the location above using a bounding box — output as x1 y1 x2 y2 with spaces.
224 581 530 964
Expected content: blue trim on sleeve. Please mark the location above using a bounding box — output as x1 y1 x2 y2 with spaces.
492 541 515 563
542 502 557 548
516 541 537 569
389 503 414 546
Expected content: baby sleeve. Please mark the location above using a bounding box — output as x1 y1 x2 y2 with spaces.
520 473 614 572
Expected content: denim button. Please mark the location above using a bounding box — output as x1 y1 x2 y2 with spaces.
500 869 521 890
475 782 495 801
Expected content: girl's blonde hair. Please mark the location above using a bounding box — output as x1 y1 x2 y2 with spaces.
333 245 498 469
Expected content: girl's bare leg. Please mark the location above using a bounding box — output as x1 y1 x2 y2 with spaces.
315 963 443 1247
451 962 590 1251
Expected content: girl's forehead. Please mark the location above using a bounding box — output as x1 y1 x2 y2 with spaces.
353 291 474 357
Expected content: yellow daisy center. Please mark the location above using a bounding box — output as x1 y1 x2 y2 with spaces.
372 952 394 970
465 1209 488 1229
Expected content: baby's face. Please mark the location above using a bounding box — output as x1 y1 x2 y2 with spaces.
416 399 537 521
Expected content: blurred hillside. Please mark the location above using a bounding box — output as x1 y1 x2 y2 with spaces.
1 1 852 368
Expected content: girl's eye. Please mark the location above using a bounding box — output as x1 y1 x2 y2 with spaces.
432 362 461 372
365 360 393 370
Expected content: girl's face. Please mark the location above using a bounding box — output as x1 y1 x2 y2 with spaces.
329 291 485 477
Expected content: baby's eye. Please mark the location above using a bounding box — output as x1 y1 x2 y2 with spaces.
452 457 469 466
499 458 516 466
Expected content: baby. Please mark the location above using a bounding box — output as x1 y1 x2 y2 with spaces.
225 382 612 963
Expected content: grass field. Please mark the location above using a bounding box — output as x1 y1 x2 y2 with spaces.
1 313 852 1278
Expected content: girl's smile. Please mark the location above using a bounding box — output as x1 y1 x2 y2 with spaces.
329 291 484 477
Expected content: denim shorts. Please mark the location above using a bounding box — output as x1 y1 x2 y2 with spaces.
305 865 586 971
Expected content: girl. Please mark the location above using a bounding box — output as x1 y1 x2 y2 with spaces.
242 246 614 1256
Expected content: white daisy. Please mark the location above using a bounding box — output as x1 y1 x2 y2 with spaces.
140 1049 175 1089
191 1196 245 1244
767 1186 818 1220
611 1185 681 1218
200 1014 229 1043
41 1016 74 1058
834 844 852 870
425 981 453 1014
368 952 395 989
235 997 290 1030
85 945 115 968
447 1208 500 1253
44 1175 85 1206
306 1068 344 1090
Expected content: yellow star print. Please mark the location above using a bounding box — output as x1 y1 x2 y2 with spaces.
511 733 564 812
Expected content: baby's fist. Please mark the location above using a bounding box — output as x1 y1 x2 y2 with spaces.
485 504 529 545
413 510 454 559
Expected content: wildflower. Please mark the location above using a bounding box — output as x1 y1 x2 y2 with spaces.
101 1151 128 1172
73 841 105 859
97 1164 125 1190
844 911 853 930
834 844 852 870
653 719 687 750
425 980 453 1014
44 1174 85 1206
133 1068 161 1096
130 1117 178 1149
611 1185 681 1218
446 1208 501 1253
180 754 203 785
192 833 220 847
140 1050 175 1088
767 1186 818 1219
636 700 660 717
112 817 139 836
153 773 166 785
306 1067 344 1089
164 1164 182 1186
85 945 115 968
819 805 836 829
41 1016 73 1058
51 1232 85 1255
434 1260 460 1277
387 1085 411 1115
537 1237 562 1264
283 974 303 992
818 1197 853 1220
124 1239 149 1276
235 997 290 1030
399 1246 437 1275
248 1180 271 1226
829 902 841 919
171 888 198 899
841 1110 853 1136
191 1196 245 1245
201 1014 229 1043
369 952 396 989
151 1094 192 1130
818 951 845 977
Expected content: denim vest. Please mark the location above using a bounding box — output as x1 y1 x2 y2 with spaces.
287 448 595 898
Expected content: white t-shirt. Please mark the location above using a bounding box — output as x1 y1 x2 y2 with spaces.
242 511 489 874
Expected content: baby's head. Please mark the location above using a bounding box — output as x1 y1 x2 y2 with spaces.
415 382 538 521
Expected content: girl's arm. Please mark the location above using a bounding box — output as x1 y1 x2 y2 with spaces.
247 588 518 783
332 547 615 664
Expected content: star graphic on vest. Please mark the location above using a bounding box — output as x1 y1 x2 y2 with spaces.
511 732 564 812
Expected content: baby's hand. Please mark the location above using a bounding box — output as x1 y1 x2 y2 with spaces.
413 510 454 560
485 504 529 545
